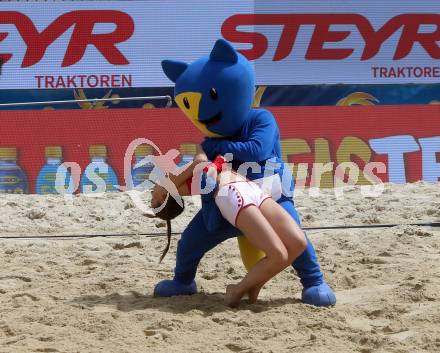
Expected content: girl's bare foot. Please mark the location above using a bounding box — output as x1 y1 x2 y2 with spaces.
225 284 242 308
248 284 263 304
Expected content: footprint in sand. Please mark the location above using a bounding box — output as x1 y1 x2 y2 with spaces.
92 305 116 314
0 276 32 291
0 321 15 337
11 293 40 307
12 293 39 301
225 343 249 352
143 329 170 341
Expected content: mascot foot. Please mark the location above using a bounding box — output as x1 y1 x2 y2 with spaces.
153 279 197 297
302 282 336 307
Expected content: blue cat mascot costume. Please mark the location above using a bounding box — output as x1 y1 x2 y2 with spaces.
154 39 336 306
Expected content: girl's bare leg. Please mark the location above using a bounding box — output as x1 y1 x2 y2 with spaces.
246 199 307 303
225 205 291 307
226 199 307 307
248 283 264 304
259 199 307 265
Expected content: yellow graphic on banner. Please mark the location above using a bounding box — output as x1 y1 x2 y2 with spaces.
43 89 123 110
252 86 267 108
337 92 379 106
74 89 115 109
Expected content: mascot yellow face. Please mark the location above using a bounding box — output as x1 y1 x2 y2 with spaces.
161 39 255 139
174 92 222 138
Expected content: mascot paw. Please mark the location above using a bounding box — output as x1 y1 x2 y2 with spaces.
153 279 197 297
302 282 336 307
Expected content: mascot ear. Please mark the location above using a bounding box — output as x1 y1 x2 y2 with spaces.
210 39 238 63
161 60 188 83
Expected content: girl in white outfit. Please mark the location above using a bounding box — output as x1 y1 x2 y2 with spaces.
151 148 307 307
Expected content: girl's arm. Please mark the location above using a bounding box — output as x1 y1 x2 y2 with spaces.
160 144 222 197
177 181 191 196
168 144 208 188
168 161 198 187
195 144 209 163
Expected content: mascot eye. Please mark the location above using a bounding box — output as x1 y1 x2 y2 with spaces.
209 88 218 100
183 97 190 109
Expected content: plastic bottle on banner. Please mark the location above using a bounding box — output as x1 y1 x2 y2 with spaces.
131 144 154 190
178 143 197 169
0 147 29 194
36 146 74 195
81 145 119 193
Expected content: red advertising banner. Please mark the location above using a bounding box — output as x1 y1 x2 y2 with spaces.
0 105 439 194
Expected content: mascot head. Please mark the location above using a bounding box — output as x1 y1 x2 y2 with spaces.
162 39 255 137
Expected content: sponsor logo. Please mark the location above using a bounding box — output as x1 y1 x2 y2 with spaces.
0 10 134 67
221 13 440 61
372 66 440 78
35 74 133 89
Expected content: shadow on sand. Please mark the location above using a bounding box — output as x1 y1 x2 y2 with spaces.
71 290 302 315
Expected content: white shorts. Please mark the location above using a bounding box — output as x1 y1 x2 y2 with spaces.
215 181 271 226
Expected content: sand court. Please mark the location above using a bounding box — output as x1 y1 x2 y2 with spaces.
0 182 439 353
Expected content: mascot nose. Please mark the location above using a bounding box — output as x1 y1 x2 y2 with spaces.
175 92 201 120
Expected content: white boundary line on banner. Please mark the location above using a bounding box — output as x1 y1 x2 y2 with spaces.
0 95 173 107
